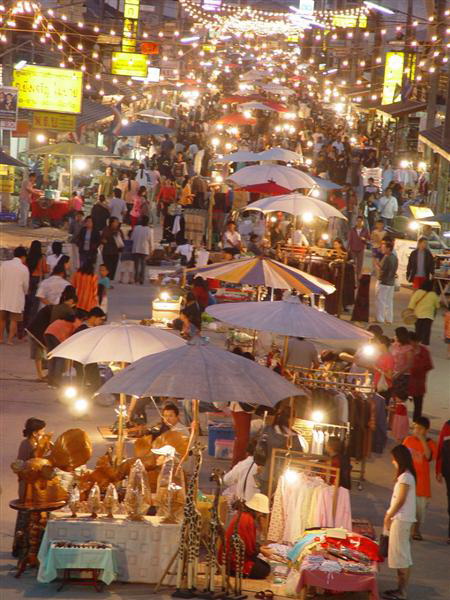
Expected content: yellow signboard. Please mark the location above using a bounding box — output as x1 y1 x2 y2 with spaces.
111 52 148 77
122 0 140 52
32 112 77 131
331 14 367 28
382 52 404 105
13 66 83 114
0 165 14 193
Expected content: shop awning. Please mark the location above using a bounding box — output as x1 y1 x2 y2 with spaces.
77 100 114 127
375 100 427 118
419 125 450 162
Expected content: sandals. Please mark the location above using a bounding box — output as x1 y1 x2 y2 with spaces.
382 591 407 600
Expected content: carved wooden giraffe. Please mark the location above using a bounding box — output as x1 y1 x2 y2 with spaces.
173 441 204 598
202 468 225 596
229 504 247 600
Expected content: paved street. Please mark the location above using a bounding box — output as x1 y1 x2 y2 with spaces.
0 230 449 599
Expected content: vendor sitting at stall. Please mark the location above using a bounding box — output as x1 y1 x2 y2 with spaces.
220 493 273 579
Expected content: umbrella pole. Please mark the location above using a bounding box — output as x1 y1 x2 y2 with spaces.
281 335 289 371
116 362 126 464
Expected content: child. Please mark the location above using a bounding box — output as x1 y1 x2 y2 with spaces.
325 437 352 490
116 231 134 284
98 264 112 315
403 416 437 540
390 391 410 443
445 309 450 359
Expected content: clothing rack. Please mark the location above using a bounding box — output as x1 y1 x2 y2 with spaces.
290 367 375 490
267 449 340 522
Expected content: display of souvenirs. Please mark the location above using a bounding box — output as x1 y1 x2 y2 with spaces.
68 484 80 518
103 483 119 518
87 483 102 518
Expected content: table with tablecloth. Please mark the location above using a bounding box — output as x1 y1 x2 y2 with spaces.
38 543 117 585
38 513 181 584
297 554 379 600
31 200 70 222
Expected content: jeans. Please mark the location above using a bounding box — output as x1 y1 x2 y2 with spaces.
375 282 395 323
412 395 423 421
133 253 147 284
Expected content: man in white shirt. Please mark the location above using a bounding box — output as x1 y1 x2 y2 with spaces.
222 222 242 254
36 262 70 306
109 188 127 223
0 246 29 344
292 225 309 247
378 188 398 228
131 215 154 284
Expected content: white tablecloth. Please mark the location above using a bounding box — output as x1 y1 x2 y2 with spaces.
38 513 181 584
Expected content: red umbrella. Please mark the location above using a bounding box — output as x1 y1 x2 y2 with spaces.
216 113 257 126
238 181 291 195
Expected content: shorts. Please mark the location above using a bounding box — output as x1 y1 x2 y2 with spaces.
388 519 413 569
30 338 46 360
0 310 23 322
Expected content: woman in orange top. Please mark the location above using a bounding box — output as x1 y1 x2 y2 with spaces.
71 259 99 312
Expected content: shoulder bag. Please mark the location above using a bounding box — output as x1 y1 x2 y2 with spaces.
401 291 428 325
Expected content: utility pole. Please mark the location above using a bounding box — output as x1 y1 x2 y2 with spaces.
425 0 446 130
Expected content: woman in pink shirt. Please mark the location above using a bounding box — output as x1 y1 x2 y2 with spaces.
130 186 147 228
373 335 395 390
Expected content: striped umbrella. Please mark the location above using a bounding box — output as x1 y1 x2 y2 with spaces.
189 256 335 295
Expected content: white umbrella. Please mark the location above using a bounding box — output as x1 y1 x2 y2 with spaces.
98 337 302 406
247 192 347 220
49 323 185 363
239 101 278 112
257 148 303 162
227 165 315 191
241 70 271 81
216 150 259 163
309 175 342 191
206 296 372 342
138 108 173 120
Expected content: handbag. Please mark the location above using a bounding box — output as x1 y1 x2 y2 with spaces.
402 291 428 325
379 533 389 558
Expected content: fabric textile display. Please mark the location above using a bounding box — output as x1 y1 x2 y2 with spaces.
184 208 207 247
268 472 352 544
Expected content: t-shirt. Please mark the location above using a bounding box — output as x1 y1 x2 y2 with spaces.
37 276 70 306
286 338 318 368
223 230 241 248
388 471 416 522
402 436 437 498
109 197 127 221
378 253 398 286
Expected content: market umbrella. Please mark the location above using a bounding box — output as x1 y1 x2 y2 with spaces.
260 84 296 96
118 120 173 136
241 70 271 81
220 95 263 104
138 108 173 120
242 182 293 195
188 256 335 295
260 100 288 112
206 295 372 342
309 175 342 191
98 337 301 406
49 323 185 461
247 193 347 221
48 322 186 364
216 150 259 163
216 113 257 126
0 150 28 168
257 148 303 162
28 142 114 157
227 164 315 191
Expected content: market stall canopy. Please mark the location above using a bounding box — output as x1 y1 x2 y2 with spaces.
189 256 335 295
247 193 347 221
260 100 288 112
241 70 271 81
118 120 173 136
220 95 264 104
28 142 114 157
48 323 185 364
0 150 27 168
257 148 303 162
138 108 173 120
206 295 372 342
238 101 278 112
98 337 302 405
217 150 259 163
76 100 114 128
227 165 315 191
260 84 296 96
216 113 257 126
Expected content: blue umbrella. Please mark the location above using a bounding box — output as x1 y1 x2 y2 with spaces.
118 120 173 136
